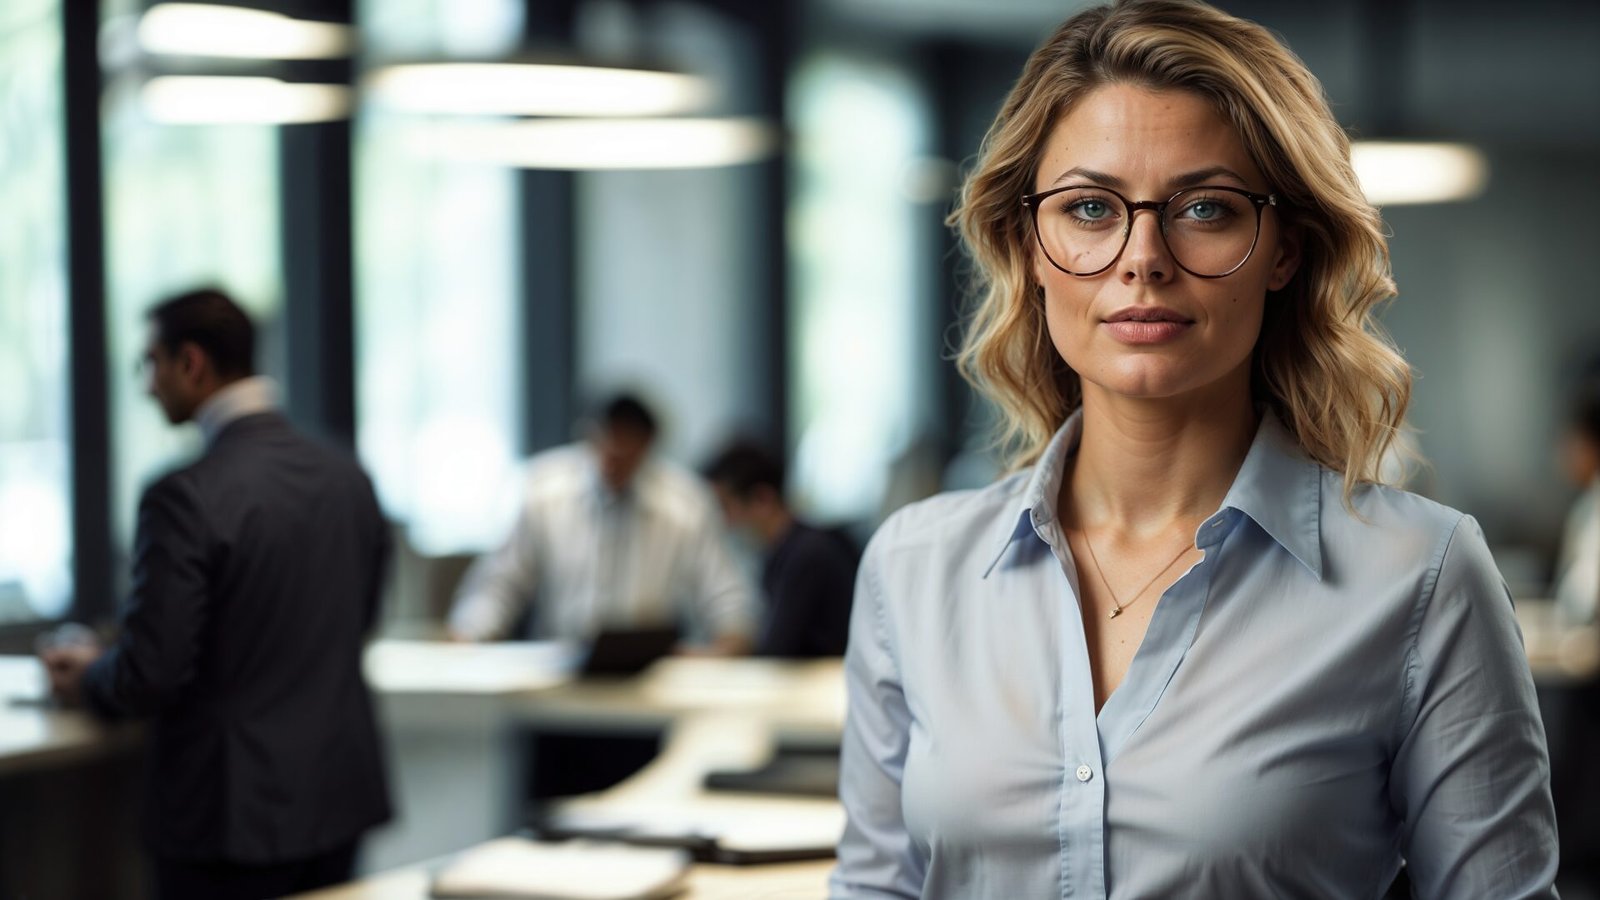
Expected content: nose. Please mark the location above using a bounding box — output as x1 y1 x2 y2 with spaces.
1119 208 1172 284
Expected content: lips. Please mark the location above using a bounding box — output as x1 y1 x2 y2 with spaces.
1101 306 1194 345
1103 306 1194 324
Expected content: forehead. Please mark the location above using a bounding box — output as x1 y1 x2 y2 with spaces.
1033 83 1266 192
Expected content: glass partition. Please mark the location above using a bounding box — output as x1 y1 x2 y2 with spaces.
0 0 71 622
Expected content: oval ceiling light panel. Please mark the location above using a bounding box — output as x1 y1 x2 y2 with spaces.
405 117 778 169
142 75 353 124
1351 141 1489 206
139 3 354 59
365 63 715 117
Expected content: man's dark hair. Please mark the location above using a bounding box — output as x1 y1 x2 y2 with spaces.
147 287 257 379
1573 367 1600 446
703 439 785 500
595 392 659 438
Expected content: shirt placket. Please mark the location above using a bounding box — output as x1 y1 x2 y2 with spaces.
1038 508 1235 900
1030 510 1108 899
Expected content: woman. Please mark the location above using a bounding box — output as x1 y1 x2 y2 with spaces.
829 1 1558 898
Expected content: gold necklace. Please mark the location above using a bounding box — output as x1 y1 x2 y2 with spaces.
1076 528 1195 619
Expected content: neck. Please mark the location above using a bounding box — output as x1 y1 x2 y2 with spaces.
755 507 795 547
1062 380 1257 537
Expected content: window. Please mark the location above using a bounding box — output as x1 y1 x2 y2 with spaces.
788 54 935 523
100 65 284 562
0 0 71 622
355 0 524 554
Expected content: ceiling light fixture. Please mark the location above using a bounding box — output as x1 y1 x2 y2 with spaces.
404 117 777 170
138 3 354 60
141 75 352 124
365 62 714 117
1350 141 1489 206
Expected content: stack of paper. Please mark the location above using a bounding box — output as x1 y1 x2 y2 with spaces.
430 838 690 900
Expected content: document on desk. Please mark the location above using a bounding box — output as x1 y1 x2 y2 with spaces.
430 837 689 899
364 640 579 694
543 795 844 864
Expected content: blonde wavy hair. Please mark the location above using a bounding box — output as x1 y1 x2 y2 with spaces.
953 0 1411 503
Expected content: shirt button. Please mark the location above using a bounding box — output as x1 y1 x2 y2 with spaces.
1075 765 1093 783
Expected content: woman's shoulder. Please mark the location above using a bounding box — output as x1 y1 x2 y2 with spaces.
864 471 1034 562
1323 471 1489 578
1338 474 1468 534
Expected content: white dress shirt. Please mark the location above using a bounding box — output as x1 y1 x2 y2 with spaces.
449 443 755 642
194 376 279 445
832 411 1556 899
1554 479 1600 625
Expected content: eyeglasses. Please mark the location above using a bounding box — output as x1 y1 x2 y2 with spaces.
1021 184 1278 278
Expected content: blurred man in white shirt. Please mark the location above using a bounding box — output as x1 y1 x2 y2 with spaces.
448 394 754 654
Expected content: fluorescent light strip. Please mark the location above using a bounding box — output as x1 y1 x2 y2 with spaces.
405 118 777 170
139 3 354 60
1351 141 1489 205
142 76 352 124
366 63 714 117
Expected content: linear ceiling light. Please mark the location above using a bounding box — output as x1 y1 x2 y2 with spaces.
138 3 354 60
406 118 777 170
365 63 714 117
142 76 352 124
1351 141 1489 206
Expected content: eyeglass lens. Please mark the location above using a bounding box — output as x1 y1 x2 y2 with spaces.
1032 187 1261 277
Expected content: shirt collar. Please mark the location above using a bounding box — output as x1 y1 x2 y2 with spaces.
1216 411 1324 579
982 409 1083 577
982 408 1324 580
194 376 279 445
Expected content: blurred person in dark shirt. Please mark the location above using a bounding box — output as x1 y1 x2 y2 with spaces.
704 439 857 658
38 288 391 900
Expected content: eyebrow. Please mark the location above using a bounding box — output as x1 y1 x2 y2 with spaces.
1049 165 1253 191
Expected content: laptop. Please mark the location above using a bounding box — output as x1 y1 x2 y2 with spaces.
578 626 680 676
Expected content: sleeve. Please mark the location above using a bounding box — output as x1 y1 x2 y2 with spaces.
685 509 756 643
83 476 211 718
364 483 392 635
1390 515 1560 899
829 532 924 899
448 492 541 641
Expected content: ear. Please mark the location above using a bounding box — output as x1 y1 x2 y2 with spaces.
177 342 210 383
1266 223 1303 292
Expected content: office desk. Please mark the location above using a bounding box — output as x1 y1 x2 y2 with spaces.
299 714 839 899
1516 599 1600 686
294 857 833 899
0 655 142 776
361 642 845 874
0 656 148 898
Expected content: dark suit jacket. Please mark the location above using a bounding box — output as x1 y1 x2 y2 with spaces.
85 412 392 864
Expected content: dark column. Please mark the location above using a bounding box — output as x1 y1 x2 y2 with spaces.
279 8 357 447
700 0 793 449
63 0 112 622
519 1 582 453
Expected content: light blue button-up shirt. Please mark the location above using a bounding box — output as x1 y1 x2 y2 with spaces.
831 411 1558 899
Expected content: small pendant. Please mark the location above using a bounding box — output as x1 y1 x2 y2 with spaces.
1108 607 1122 619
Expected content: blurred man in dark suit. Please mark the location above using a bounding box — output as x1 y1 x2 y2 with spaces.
38 288 392 900
704 439 857 658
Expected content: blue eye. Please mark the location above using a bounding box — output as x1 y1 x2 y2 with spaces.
1065 197 1118 224
1173 192 1241 225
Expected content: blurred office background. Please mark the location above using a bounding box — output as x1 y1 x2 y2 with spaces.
3 0 1600 891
